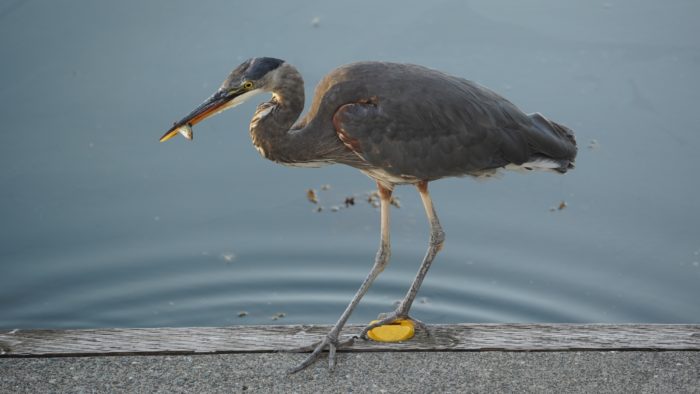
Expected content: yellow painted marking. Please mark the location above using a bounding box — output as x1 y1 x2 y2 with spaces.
367 319 415 342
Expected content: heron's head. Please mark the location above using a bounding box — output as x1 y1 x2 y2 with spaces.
159 57 285 142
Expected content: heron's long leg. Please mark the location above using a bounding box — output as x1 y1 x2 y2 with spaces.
288 183 393 374
360 181 444 337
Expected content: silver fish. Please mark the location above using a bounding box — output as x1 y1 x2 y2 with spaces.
177 123 193 140
160 123 194 142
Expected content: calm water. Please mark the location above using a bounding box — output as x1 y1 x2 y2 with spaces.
1 0 699 329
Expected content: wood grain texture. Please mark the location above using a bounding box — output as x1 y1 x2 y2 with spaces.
1 324 698 357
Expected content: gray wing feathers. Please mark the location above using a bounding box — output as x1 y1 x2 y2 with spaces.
330 63 577 180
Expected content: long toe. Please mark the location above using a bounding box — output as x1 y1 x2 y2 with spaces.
287 335 355 374
408 316 431 336
288 338 328 374
361 313 400 339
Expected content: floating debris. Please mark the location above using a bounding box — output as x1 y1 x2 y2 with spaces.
311 16 321 28
344 197 355 207
221 253 236 262
550 201 568 211
237 311 248 318
271 312 286 321
367 191 379 204
306 188 402 212
588 139 600 150
306 189 318 204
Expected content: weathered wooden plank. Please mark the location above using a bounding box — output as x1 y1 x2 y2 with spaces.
1 324 698 356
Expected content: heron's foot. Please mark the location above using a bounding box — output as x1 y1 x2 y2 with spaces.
287 333 355 374
360 311 430 340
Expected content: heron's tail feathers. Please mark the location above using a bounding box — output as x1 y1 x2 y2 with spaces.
524 112 577 173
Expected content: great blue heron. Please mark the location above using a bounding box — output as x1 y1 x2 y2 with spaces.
159 57 577 373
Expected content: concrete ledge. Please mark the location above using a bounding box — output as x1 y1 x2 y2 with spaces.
1 325 698 393
2 351 699 393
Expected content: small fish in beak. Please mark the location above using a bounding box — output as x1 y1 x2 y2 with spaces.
160 122 193 142
177 123 193 140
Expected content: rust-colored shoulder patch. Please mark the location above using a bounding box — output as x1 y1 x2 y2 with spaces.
332 104 364 154
332 97 380 155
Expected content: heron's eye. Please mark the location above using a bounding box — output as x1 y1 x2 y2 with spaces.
244 81 254 90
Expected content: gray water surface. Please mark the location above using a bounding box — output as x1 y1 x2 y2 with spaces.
1 0 699 329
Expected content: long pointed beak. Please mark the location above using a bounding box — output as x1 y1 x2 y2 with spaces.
159 90 235 143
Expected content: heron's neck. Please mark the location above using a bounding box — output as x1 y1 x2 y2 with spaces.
249 64 309 164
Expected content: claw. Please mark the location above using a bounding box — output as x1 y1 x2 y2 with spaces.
328 343 337 370
360 319 392 339
287 335 355 374
360 313 398 339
